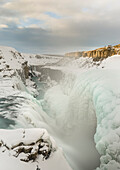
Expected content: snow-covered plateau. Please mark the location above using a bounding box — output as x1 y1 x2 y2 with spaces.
0 46 120 170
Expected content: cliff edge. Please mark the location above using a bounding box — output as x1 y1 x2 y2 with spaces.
65 44 120 60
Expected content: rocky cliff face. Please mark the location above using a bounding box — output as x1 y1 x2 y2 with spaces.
65 44 120 60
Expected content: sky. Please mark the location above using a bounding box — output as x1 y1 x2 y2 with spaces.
0 0 120 54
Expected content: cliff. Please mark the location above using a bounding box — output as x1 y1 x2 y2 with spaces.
65 44 120 60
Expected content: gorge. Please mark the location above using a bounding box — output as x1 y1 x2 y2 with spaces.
0 45 120 170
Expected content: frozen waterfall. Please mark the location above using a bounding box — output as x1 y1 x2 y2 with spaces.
8 67 119 170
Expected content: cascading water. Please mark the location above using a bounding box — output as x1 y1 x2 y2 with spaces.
0 67 100 170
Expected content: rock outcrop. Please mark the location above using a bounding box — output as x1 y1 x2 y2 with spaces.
0 129 72 170
65 44 120 60
0 129 56 163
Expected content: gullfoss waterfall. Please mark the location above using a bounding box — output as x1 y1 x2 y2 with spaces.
0 48 120 170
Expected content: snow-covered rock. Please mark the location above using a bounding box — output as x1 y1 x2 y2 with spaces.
0 129 72 170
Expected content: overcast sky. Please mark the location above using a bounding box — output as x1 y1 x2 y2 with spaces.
0 0 120 54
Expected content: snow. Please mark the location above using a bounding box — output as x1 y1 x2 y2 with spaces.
22 53 62 66
100 55 120 69
0 46 24 70
0 129 72 170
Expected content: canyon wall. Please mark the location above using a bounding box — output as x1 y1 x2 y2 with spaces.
65 44 120 60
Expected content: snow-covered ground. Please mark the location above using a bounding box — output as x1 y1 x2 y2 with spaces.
22 53 62 66
0 46 120 170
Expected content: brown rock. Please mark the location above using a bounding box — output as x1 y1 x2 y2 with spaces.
65 44 120 60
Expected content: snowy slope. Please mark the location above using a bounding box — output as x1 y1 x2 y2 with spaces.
22 53 62 66
100 54 120 69
0 46 24 70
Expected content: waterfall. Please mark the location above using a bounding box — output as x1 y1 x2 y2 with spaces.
10 68 100 170
0 54 120 170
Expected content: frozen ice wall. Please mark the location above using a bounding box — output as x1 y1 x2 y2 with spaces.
70 69 120 169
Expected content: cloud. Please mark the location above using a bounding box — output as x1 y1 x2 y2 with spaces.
0 19 120 54
0 24 8 28
0 0 120 53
